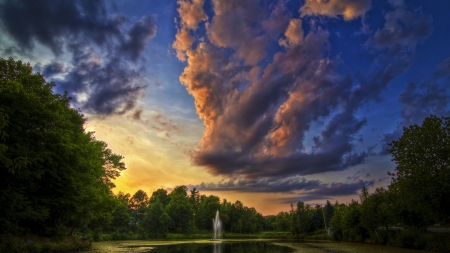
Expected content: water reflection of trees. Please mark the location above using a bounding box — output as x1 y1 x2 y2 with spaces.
149 242 294 253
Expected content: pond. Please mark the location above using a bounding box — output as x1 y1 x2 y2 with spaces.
91 240 429 253
149 241 294 253
91 241 293 253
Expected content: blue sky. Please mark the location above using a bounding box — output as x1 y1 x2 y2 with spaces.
0 0 449 214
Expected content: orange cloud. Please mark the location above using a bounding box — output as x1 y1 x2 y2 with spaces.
174 0 375 181
177 0 207 30
173 0 207 61
278 18 304 48
300 0 372 21
173 27 195 61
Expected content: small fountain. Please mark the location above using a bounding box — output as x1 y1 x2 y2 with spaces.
212 210 222 240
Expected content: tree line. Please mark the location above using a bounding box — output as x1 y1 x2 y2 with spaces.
97 186 267 239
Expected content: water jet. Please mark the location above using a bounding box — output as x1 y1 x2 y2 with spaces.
212 210 222 240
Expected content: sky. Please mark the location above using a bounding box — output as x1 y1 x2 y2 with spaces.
0 0 449 215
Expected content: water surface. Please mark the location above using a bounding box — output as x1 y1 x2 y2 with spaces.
91 241 293 253
92 240 428 253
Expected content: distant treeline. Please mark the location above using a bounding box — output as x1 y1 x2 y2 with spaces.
1 57 449 251
105 186 268 238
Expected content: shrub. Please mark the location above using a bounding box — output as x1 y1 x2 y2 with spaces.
28 243 42 253
424 233 450 252
51 225 67 241
92 228 103 242
399 228 426 249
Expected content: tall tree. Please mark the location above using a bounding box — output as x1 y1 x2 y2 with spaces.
388 115 450 226
149 188 170 207
290 201 313 237
165 185 193 232
0 57 126 234
196 195 220 230
129 190 149 227
360 187 395 243
189 187 200 210
143 201 173 237
323 200 334 230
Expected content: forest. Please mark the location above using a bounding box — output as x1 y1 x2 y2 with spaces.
0 57 449 251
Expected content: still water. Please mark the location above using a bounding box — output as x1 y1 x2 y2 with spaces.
91 241 294 253
92 240 429 253
149 242 294 253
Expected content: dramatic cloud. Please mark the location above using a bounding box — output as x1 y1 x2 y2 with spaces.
206 0 269 65
191 176 321 193
173 27 195 61
120 15 157 62
177 0 207 30
0 0 121 54
300 0 372 21
176 1 384 181
172 0 207 61
280 179 374 202
190 176 374 199
56 42 147 115
0 0 156 116
173 0 437 186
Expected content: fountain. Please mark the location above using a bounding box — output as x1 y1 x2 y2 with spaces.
212 210 222 240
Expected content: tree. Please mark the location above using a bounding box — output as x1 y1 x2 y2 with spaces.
196 195 221 230
360 187 395 244
388 115 450 226
312 211 322 232
110 202 131 230
189 187 200 209
149 188 170 207
323 200 334 230
169 185 188 198
165 186 193 232
0 57 126 234
275 211 290 231
264 215 276 231
117 191 131 206
220 199 232 231
290 201 313 237
100 143 126 189
129 190 149 227
143 201 173 237
340 200 369 242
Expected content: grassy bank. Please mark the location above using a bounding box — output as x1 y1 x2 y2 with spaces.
0 234 91 253
92 230 294 241
275 241 432 253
